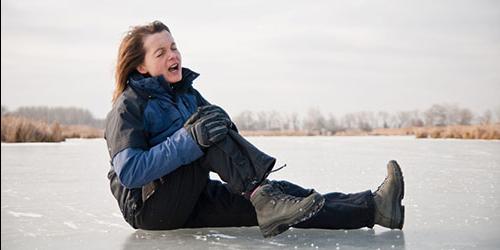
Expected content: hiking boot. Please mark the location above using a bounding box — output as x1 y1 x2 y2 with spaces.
250 181 325 238
373 160 405 229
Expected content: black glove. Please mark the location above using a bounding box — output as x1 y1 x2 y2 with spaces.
184 109 230 148
185 105 232 127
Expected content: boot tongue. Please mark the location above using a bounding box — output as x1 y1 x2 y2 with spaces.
264 185 301 203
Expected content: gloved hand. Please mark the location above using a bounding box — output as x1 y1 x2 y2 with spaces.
184 106 231 148
185 105 232 127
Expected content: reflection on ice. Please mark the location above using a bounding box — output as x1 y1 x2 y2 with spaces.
8 211 43 218
63 221 78 229
123 228 405 250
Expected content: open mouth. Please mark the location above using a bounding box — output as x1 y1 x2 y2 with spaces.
168 63 179 72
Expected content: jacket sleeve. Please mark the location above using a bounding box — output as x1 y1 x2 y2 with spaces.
112 127 204 189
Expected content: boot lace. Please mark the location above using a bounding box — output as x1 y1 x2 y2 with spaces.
269 164 287 174
264 183 303 204
374 174 389 194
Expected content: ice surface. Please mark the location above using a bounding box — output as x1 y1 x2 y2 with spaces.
2 137 500 249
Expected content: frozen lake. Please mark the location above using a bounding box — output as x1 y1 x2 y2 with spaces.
2 136 500 249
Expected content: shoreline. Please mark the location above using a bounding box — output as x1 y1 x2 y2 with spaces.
2 114 499 142
240 124 500 140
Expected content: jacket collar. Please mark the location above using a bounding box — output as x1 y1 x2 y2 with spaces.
128 67 200 96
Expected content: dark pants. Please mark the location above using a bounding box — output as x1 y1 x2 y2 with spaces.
131 132 375 230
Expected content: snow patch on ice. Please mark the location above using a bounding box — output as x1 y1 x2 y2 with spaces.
112 212 122 218
17 228 37 238
85 212 98 218
207 233 237 239
8 211 42 218
268 241 286 247
94 219 130 229
63 221 78 229
194 235 208 241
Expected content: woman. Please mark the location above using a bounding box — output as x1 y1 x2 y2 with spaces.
105 20 405 238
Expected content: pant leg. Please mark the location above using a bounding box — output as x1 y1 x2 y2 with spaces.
199 130 276 195
132 164 210 230
270 180 375 229
295 190 375 229
183 180 259 228
131 130 273 230
182 179 375 230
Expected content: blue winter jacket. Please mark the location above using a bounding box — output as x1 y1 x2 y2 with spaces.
105 68 209 212
110 70 204 189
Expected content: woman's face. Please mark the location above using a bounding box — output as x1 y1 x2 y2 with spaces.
137 30 182 83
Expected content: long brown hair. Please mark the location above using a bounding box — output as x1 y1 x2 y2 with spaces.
112 21 170 103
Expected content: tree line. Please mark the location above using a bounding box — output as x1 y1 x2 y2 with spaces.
1 106 104 128
2 104 499 134
231 104 500 134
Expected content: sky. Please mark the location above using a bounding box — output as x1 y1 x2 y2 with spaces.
1 0 500 119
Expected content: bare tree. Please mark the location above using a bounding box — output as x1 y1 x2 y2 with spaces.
396 111 411 128
457 108 473 125
341 113 356 130
303 108 326 132
479 110 492 125
355 111 374 132
377 111 390 128
494 105 500 123
424 104 447 126
233 110 256 130
325 113 338 133
1 106 8 116
408 110 424 127
289 112 301 131
268 111 283 131
256 111 270 130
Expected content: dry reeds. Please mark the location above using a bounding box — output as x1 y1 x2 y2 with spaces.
1 115 103 143
61 125 103 139
416 125 500 140
414 130 429 138
365 124 500 140
1 116 64 142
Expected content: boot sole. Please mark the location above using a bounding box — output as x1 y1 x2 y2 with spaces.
261 193 325 238
388 160 405 229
